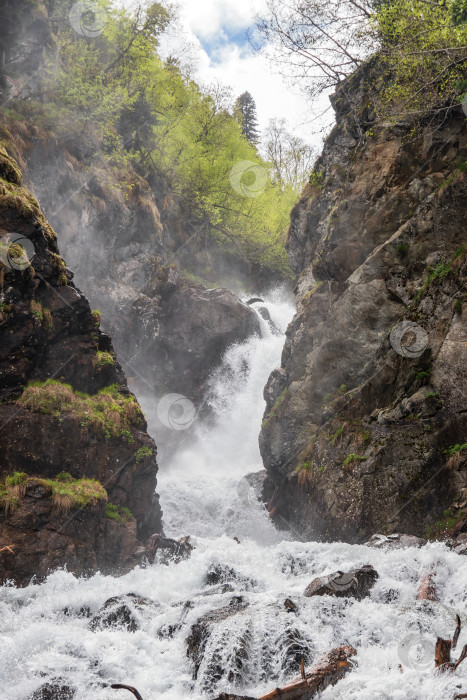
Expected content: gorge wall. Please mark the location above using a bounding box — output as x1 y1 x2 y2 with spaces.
260 67 467 542
0 0 262 408
0 147 162 584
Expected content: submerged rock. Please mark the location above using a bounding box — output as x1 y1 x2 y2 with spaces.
30 683 76 699
304 565 378 600
90 593 158 632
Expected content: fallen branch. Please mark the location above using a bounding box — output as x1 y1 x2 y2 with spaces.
111 684 144 700
258 645 357 700
435 615 467 672
0 544 15 554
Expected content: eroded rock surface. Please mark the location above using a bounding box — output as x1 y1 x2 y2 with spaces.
259 64 467 543
0 149 162 584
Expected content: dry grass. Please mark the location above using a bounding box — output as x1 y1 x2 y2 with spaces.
18 380 144 438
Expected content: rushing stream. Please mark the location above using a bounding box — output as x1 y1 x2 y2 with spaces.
1 292 466 700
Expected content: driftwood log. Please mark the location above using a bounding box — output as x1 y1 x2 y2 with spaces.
111 684 144 700
435 615 467 673
212 646 357 700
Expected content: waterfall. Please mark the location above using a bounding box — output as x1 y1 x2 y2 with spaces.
1 290 466 700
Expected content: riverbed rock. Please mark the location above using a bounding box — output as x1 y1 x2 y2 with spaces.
365 533 427 549
90 593 158 632
186 596 249 681
0 149 162 585
304 565 379 600
30 682 76 699
259 59 467 543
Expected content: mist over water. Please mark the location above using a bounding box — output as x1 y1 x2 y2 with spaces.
1 290 466 700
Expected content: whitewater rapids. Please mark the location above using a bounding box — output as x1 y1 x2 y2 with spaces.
1 290 466 700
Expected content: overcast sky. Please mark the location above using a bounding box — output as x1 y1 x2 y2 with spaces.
163 0 334 149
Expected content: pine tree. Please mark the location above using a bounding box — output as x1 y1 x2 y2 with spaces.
234 91 260 145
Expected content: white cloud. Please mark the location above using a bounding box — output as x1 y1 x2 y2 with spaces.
168 0 334 149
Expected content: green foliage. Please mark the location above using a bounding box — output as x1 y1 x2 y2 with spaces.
106 502 133 523
443 443 467 456
374 0 467 122
42 476 107 512
5 471 28 487
18 379 143 438
343 453 368 466
415 370 430 380
396 243 409 256
309 170 324 187
135 445 153 462
95 351 115 367
17 1 294 279
329 424 346 445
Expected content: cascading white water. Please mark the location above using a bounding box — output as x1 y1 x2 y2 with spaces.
1 291 466 700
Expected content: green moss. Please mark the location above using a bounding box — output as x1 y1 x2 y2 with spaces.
0 146 22 185
135 445 153 462
106 502 133 523
91 310 101 327
343 453 368 466
94 351 115 368
415 370 430 380
263 387 289 427
18 379 144 439
396 243 409 255
309 170 324 187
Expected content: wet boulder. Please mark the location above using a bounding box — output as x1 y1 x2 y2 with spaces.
90 593 158 632
30 683 76 699
204 564 256 590
186 596 249 681
145 533 193 564
304 565 378 600
365 533 427 549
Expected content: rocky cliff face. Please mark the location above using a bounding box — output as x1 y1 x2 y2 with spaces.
260 69 467 542
13 130 260 404
0 147 162 584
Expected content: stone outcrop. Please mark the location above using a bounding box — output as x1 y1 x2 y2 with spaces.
0 148 162 584
260 65 467 542
303 565 378 600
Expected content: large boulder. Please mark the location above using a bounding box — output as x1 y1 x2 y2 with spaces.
304 565 379 600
